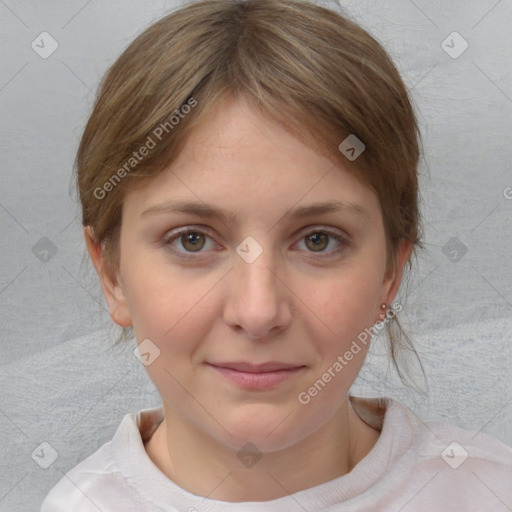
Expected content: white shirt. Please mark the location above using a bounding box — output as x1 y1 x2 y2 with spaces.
41 397 512 511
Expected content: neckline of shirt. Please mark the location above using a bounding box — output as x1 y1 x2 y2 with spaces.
111 396 418 512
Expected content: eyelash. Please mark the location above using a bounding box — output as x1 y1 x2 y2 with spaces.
162 226 350 261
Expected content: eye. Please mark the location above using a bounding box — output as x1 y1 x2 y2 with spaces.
163 226 350 260
163 227 218 259
294 228 349 256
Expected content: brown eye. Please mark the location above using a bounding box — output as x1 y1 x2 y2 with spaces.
164 227 216 258
305 232 329 252
180 232 206 252
295 228 349 257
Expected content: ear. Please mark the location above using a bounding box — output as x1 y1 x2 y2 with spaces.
84 226 132 328
377 239 413 320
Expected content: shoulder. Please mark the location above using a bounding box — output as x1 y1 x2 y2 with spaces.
400 400 512 469
41 408 163 512
381 398 512 510
40 441 128 511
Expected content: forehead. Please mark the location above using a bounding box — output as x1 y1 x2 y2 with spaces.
122 96 381 227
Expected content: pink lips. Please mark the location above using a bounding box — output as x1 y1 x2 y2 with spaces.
207 362 305 390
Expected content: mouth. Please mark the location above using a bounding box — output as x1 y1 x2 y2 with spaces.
206 361 306 390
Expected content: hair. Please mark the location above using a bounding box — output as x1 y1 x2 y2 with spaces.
76 0 424 388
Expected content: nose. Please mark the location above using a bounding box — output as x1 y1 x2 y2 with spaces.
223 247 294 340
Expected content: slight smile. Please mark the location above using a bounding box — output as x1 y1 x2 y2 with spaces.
206 362 307 390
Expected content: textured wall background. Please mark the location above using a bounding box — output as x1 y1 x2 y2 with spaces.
0 0 511 510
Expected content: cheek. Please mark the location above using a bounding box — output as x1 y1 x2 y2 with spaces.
301 263 384 341
121 254 219 351
292 268 381 419
123 263 218 396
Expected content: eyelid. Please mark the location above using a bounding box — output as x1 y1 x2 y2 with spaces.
163 224 350 259
296 224 349 241
164 224 217 240
292 226 350 256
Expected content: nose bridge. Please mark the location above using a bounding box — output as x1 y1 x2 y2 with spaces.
236 239 281 304
224 236 292 338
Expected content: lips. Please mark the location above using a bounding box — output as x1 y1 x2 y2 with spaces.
209 362 304 373
206 361 306 390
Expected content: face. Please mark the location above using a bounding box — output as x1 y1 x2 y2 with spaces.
94 96 408 452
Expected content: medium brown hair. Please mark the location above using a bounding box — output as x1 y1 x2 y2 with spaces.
76 0 424 386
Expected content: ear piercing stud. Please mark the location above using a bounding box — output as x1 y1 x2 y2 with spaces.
377 303 388 321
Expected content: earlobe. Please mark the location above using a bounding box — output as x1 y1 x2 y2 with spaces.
83 226 132 328
378 239 413 317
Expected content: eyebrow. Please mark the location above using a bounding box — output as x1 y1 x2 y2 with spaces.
141 199 369 223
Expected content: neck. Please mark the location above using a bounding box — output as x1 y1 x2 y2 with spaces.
144 397 381 502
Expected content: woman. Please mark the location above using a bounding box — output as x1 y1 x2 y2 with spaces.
42 0 512 510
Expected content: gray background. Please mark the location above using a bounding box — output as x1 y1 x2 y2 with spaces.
1 0 511 510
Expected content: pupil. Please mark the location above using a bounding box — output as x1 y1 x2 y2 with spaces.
308 232 327 251
183 232 204 251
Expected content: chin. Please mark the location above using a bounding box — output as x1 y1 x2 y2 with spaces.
215 403 308 453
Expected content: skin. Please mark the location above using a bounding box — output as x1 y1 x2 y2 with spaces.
85 95 412 502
